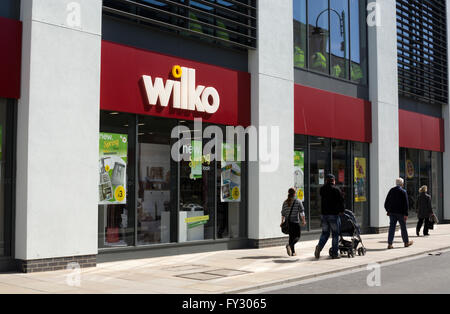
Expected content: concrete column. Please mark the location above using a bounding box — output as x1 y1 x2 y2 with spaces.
248 0 294 242
367 0 399 229
16 0 102 260
443 2 450 221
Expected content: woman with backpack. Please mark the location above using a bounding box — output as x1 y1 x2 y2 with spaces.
280 188 306 256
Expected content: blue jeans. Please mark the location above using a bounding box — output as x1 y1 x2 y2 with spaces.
318 215 341 256
388 214 409 245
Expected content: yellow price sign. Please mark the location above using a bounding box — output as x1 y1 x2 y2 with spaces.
297 189 304 202
232 187 240 200
115 186 126 202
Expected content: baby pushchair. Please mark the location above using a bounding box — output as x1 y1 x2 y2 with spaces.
330 210 366 258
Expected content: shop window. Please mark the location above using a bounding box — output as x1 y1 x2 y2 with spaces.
294 135 307 229
353 142 369 227
295 135 370 231
309 137 331 230
0 99 7 256
399 148 443 221
216 129 246 239
431 152 443 219
332 140 350 208
99 112 134 248
99 112 249 249
137 116 177 246
405 148 419 219
178 121 215 242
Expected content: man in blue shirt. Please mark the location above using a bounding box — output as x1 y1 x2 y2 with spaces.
384 178 414 249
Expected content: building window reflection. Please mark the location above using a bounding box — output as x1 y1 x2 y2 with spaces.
293 0 368 84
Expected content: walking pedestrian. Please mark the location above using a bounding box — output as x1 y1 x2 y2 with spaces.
384 178 414 249
281 188 306 256
314 174 345 260
416 186 433 237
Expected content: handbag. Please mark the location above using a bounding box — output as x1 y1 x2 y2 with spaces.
428 213 439 230
281 200 296 235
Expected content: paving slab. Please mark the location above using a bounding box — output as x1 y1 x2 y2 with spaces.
1 225 450 294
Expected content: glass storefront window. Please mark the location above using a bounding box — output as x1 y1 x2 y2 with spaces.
99 112 249 248
294 135 307 229
98 112 134 248
0 99 6 256
137 116 177 246
405 149 419 219
353 142 369 227
399 148 443 221
217 127 246 239
431 152 443 220
309 137 331 230
178 121 215 242
295 135 370 231
332 139 350 208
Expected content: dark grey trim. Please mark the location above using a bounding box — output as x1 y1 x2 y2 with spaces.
294 68 369 100
0 257 16 272
0 0 20 20
102 15 249 72
399 96 443 118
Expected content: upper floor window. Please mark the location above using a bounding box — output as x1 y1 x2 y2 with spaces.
293 0 368 85
397 0 448 106
103 0 257 50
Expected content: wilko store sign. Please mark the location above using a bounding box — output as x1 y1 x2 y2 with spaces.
100 41 251 127
142 66 220 114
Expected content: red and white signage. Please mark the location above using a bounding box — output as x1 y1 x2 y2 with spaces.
142 66 220 114
101 41 250 127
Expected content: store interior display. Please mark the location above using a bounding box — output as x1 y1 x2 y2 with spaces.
138 143 171 245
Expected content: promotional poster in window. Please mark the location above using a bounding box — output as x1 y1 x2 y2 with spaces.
99 132 128 205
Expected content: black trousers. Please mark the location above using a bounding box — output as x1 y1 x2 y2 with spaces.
288 222 301 253
417 218 430 236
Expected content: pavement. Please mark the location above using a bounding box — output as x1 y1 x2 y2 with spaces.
1 224 450 294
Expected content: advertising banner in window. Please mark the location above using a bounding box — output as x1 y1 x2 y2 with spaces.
99 132 128 205
294 151 305 201
354 157 367 203
221 143 241 202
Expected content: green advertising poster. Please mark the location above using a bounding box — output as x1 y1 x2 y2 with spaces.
294 151 305 201
220 143 241 203
99 132 128 205
190 140 203 179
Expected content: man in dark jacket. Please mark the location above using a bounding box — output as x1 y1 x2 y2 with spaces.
314 174 345 259
385 178 414 249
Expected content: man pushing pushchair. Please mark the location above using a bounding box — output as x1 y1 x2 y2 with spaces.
314 174 345 260
314 174 366 260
